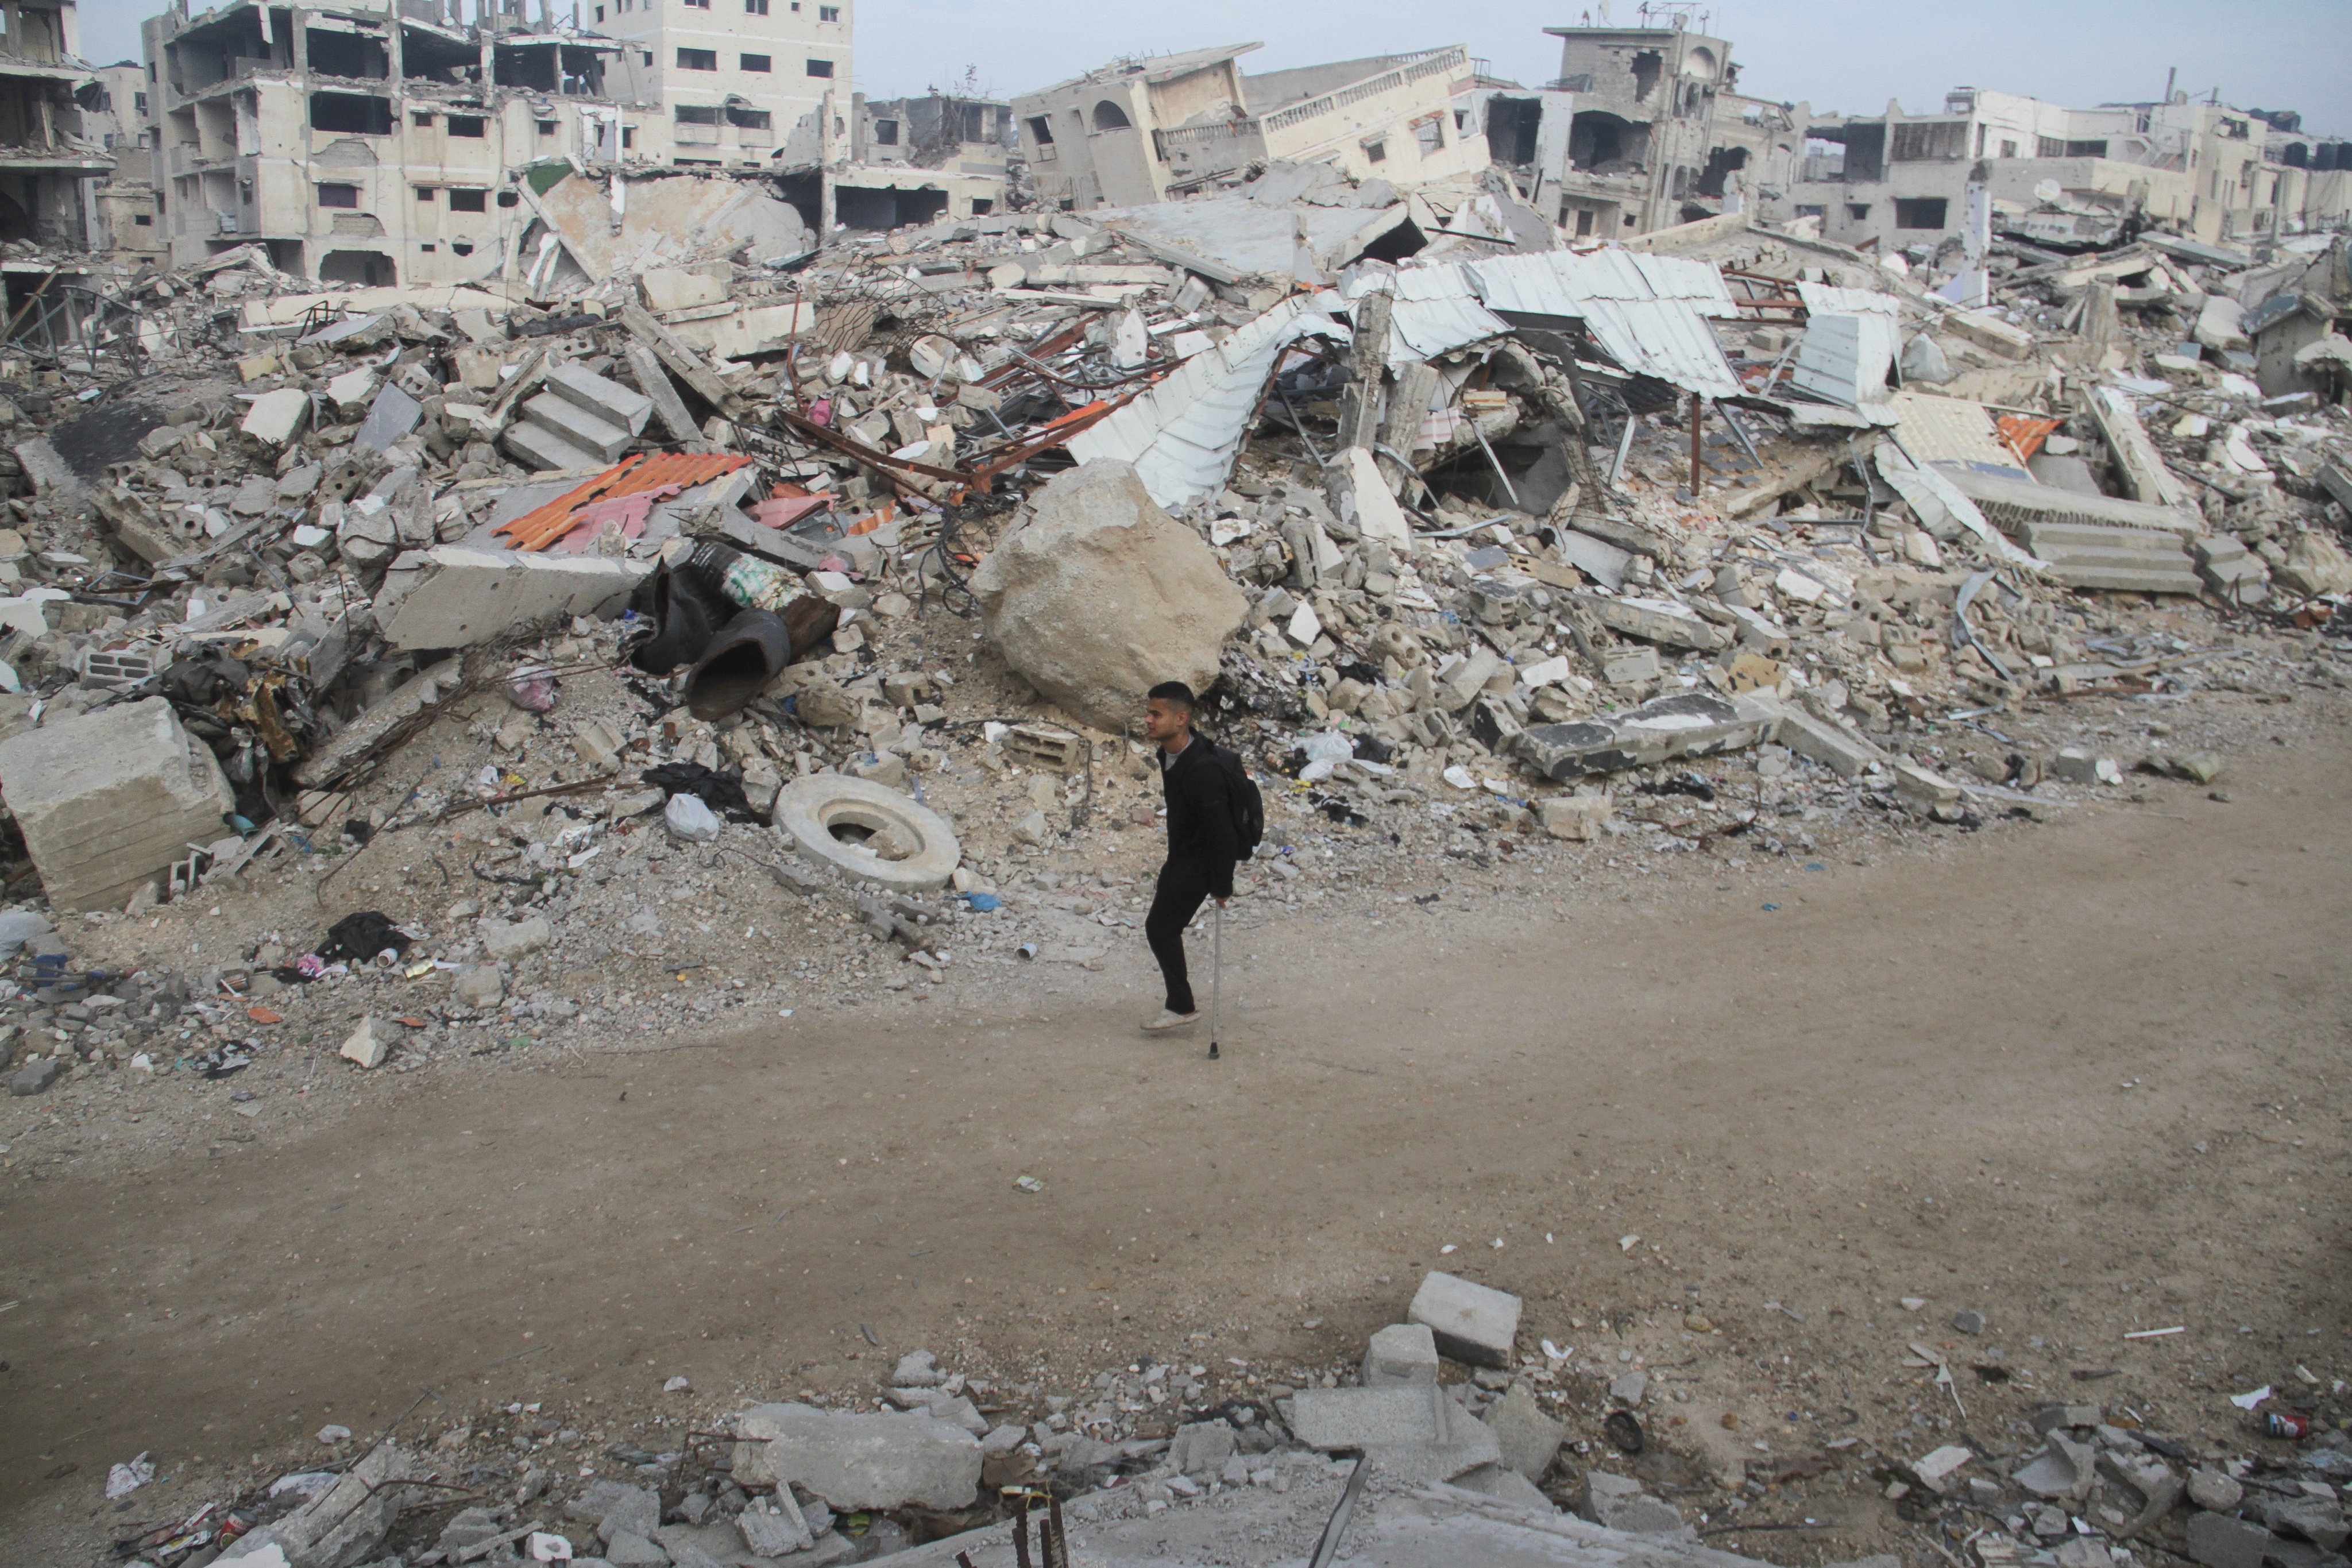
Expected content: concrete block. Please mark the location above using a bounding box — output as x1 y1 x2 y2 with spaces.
1892 760 1964 814
13 437 83 501
545 361 654 437
1289 1384 1446 1449
9 1055 61 1095
642 267 732 313
1533 795 1612 841
1481 1384 1565 1481
482 916 553 959
729 1403 982 1511
2186 1512 2276 1568
1579 1470 1685 1532
1435 648 1502 713
737 1495 813 1557
1579 593 1729 651
374 544 648 652
1167 1420 1235 1477
1770 705 1886 778
521 392 632 463
340 1017 391 1069
1945 309 2035 360
1600 646 1662 685
0 699 234 913
2050 749 2121 786
241 387 312 446
454 965 504 1007
325 368 378 412
1363 1323 1439 1387
1408 1270 1521 1368
1517 693 1778 782
1453 1462 1558 1512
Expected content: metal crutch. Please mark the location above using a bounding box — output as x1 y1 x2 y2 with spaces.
1208 902 1223 1061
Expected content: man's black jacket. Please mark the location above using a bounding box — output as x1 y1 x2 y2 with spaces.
1160 737 1239 898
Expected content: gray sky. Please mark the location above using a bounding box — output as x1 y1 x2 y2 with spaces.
77 0 2349 138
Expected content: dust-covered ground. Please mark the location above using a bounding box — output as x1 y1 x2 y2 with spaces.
2 692 2347 1566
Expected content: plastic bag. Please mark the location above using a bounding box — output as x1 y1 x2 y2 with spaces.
665 793 723 843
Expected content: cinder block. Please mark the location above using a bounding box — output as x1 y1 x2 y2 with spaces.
0 699 233 913
1407 1270 1521 1369
1362 1323 1439 1387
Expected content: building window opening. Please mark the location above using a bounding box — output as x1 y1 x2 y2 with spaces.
1091 99 1130 131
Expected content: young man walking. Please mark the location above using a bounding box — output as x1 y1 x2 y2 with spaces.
1139 681 1238 1033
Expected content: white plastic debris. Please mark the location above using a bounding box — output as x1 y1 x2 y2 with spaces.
664 793 722 843
105 1453 155 1498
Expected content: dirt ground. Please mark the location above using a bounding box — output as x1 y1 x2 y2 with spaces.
5 698 2349 1565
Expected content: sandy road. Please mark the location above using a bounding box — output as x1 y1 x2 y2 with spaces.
5 709 2348 1559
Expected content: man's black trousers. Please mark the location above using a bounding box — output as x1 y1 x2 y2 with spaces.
1145 860 1215 1014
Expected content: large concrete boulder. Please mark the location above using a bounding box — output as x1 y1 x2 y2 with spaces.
730 1403 981 1511
0 698 234 913
970 460 1247 731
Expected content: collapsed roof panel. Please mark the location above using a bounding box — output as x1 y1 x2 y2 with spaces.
1465 249 1744 397
1067 293 1350 508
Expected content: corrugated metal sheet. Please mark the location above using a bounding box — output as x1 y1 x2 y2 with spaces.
1795 281 1901 318
1067 293 1350 509
1886 389 2032 477
1341 265 1508 370
1789 312 1902 419
1461 249 1743 397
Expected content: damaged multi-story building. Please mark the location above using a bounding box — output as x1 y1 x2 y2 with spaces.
602 0 848 167
0 0 113 255
1009 41 1482 211
1783 84 2352 256
140 0 625 287
828 90 1015 229
1480 17 1808 240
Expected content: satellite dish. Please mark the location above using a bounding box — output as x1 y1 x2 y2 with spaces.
2033 178 2062 205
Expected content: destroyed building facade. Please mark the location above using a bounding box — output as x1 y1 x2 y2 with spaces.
826 89 1015 230
1789 87 2352 256
1011 42 1480 210
1474 21 1798 241
602 0 848 167
140 0 623 286
0 0 111 249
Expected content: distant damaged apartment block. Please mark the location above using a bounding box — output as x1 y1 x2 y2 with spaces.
1785 87 2352 254
1011 41 1485 210
1480 22 1806 241
0 0 113 248
140 0 623 287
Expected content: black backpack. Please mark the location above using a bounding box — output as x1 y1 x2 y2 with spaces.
1209 745 1264 859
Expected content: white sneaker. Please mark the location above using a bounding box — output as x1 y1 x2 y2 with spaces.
1140 1009 1200 1033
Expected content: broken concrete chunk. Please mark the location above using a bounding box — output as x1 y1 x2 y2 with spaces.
482 916 554 960
969 460 1248 732
218 1441 409 1565
339 1017 392 1069
1579 593 1729 652
2014 1435 2097 1501
2185 1511 2277 1568
730 1402 982 1512
240 387 312 447
1481 1384 1565 1482
0 698 235 913
1363 1323 1440 1387
1579 1470 1686 1534
1167 1419 1236 1477
1517 693 1779 783
2187 1468 2243 1511
374 545 648 652
9 1055 63 1096
1407 1270 1521 1368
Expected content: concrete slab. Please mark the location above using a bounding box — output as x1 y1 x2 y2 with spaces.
240 388 311 447
374 544 648 652
1408 1271 1522 1368
0 698 234 913
1517 693 1780 783
545 361 654 438
729 1402 982 1512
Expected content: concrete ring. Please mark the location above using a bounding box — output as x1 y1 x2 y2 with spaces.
772 774 961 892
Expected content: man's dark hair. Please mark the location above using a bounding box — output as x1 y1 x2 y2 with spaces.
1146 681 1195 710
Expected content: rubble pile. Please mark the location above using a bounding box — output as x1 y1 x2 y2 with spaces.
96 1268 2352 1568
0 165 2342 1102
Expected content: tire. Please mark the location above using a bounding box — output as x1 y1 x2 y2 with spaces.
771 774 961 893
